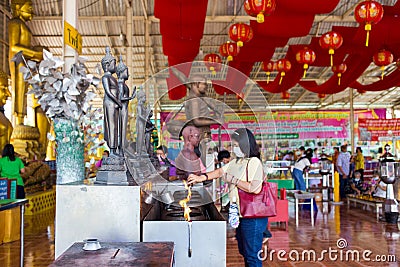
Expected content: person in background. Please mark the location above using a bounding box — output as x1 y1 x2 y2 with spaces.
217 150 231 167
371 174 387 198
156 145 176 177
213 146 219 169
312 148 319 164
380 144 394 160
337 145 351 200
292 146 310 191
217 150 231 211
281 151 294 178
332 147 340 171
349 171 365 196
354 147 364 179
95 150 110 169
0 144 26 198
188 128 267 267
349 155 355 179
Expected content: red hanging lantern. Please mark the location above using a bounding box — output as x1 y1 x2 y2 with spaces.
276 59 291 85
219 41 239 61
262 61 276 84
318 93 326 99
373 49 393 80
236 92 245 104
319 31 343 67
228 23 253 47
244 0 276 23
331 63 347 85
295 47 316 78
357 89 367 94
354 0 384 47
281 91 290 101
203 53 222 75
396 58 400 70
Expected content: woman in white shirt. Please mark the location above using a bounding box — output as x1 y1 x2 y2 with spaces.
188 128 267 267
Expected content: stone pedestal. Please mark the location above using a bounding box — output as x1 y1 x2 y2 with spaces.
55 183 141 258
96 156 128 185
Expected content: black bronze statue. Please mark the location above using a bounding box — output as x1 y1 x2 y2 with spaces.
101 47 121 157
116 55 136 154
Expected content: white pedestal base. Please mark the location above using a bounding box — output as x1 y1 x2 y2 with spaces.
55 183 140 258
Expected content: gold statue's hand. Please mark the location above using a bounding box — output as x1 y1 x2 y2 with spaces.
32 50 43 61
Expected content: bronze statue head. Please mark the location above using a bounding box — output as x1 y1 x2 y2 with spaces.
181 126 201 146
11 0 34 21
116 55 129 80
137 89 146 103
0 71 11 107
189 75 208 96
101 47 116 73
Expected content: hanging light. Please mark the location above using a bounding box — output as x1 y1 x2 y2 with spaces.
354 0 384 47
319 31 343 67
228 23 253 47
219 41 239 61
203 53 222 75
281 91 290 101
331 63 347 85
373 49 393 80
295 47 316 78
244 0 276 23
276 59 291 85
318 93 326 99
262 61 276 84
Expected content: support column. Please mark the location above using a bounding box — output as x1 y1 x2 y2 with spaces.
144 20 150 100
62 0 78 72
126 5 133 90
350 88 355 153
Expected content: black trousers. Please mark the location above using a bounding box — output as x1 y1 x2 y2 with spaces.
17 185 25 199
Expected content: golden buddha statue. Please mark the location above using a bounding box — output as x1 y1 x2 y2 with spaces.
9 0 43 125
0 71 13 153
8 0 49 159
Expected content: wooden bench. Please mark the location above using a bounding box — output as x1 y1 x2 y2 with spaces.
346 195 383 220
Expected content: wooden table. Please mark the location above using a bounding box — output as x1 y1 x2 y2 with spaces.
50 242 175 266
0 199 28 267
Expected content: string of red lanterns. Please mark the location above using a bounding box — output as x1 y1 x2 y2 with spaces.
354 0 384 47
319 31 343 67
295 47 316 78
276 59 291 85
244 0 276 23
281 91 290 101
262 61 276 84
219 41 239 61
331 63 347 85
203 53 222 75
373 49 393 80
228 23 253 47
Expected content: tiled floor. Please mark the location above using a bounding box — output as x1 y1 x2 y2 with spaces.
0 202 399 266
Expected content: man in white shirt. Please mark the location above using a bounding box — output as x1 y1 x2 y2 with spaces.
292 146 310 191
337 145 351 200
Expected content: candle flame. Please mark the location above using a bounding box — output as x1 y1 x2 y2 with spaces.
179 180 192 221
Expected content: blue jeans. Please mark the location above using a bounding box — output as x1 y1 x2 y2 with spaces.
293 168 306 191
236 217 268 267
